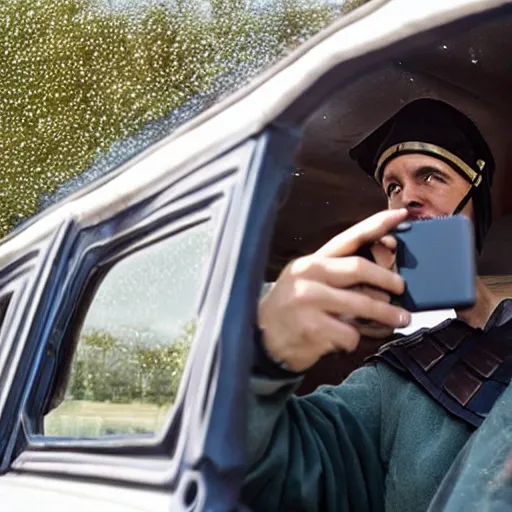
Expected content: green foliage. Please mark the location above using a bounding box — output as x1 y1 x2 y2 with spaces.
45 400 169 436
67 322 195 407
0 0 369 238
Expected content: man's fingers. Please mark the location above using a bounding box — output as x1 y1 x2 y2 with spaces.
303 256 404 296
349 284 391 303
316 209 408 258
311 313 361 353
302 281 410 328
378 235 397 251
370 241 397 271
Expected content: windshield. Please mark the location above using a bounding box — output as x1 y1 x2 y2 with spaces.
0 0 369 239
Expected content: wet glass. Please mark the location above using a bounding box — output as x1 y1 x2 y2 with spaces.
0 0 368 239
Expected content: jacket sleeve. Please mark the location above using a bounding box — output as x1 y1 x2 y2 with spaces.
241 366 385 512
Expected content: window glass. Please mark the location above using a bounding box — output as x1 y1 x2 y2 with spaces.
45 220 213 437
2 0 369 239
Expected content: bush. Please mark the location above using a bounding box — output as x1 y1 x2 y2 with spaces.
67 322 194 406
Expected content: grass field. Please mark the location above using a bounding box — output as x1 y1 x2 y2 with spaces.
45 400 171 437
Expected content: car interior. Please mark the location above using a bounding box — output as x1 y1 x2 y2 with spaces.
264 12 512 393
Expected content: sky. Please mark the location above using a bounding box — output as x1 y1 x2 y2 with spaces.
83 221 214 344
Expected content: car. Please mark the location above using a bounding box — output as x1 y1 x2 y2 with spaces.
0 0 511 510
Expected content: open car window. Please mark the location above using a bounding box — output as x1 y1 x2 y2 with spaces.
262 5 512 393
0 124 297 508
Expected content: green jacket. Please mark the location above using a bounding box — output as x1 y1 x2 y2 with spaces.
243 301 512 511
242 363 474 511
427 374 512 512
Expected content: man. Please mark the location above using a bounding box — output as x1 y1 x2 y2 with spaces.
241 99 512 511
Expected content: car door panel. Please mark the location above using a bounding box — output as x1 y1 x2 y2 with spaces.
0 126 297 511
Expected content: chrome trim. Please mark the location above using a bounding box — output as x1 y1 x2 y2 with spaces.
375 141 483 186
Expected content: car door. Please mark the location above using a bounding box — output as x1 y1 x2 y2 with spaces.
0 126 298 511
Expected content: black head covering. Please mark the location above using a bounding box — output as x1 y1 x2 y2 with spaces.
349 98 495 252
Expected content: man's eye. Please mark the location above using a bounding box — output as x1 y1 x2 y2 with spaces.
386 183 401 197
424 173 444 184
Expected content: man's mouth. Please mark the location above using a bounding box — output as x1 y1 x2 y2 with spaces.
407 213 432 221
407 213 451 221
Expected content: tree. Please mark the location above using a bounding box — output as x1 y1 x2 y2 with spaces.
66 321 196 406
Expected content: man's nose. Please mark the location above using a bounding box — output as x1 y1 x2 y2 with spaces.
400 185 423 209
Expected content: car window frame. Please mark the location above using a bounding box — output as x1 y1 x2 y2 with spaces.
22 150 246 454
40 211 218 438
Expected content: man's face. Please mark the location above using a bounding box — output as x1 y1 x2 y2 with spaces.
381 153 474 222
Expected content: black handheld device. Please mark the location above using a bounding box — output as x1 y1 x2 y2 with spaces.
392 215 476 312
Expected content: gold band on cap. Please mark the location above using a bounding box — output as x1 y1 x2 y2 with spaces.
375 141 483 186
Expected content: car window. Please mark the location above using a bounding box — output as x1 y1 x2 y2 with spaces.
2 0 370 241
44 219 213 437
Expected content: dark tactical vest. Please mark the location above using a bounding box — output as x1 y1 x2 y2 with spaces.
367 300 512 428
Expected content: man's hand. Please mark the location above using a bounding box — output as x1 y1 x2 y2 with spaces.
258 209 411 373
